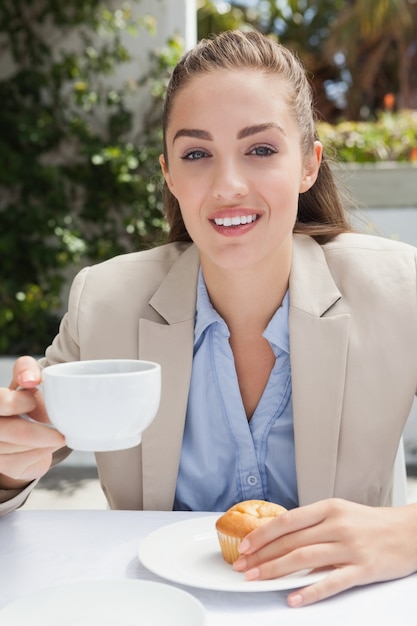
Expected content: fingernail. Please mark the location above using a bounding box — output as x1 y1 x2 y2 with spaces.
238 538 250 553
288 593 303 608
245 567 260 581
232 557 246 571
19 370 37 384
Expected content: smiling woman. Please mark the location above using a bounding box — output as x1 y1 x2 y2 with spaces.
3 30 417 611
160 64 314 274
161 31 351 247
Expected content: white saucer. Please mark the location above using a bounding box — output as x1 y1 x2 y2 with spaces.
138 515 330 592
0 579 206 625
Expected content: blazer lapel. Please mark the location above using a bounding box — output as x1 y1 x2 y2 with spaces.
139 244 200 510
290 235 350 505
136 237 350 508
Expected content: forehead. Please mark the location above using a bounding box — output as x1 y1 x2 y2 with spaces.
167 68 293 131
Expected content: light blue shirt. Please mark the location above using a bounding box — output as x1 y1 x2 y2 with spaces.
174 270 298 512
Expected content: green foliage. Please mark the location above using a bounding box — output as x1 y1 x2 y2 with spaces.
199 1 417 121
198 0 348 121
2 0 415 355
197 0 251 37
318 110 417 163
0 1 182 355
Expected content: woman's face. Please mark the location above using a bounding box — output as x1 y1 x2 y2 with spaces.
160 69 321 273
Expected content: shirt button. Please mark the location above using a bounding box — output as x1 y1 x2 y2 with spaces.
247 475 258 486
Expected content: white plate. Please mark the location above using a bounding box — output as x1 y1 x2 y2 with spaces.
0 579 206 626
138 515 330 592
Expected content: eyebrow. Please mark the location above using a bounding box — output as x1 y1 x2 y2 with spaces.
237 122 286 139
172 129 213 143
172 122 285 145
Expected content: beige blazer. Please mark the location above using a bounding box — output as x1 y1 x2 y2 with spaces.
7 232 417 513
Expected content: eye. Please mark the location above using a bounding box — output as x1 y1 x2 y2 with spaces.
248 145 277 157
181 149 210 161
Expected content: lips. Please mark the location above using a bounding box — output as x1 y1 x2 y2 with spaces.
209 210 261 237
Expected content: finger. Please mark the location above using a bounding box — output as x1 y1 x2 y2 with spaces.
286 566 360 607
9 356 41 391
0 448 57 482
237 542 340 581
0 441 45 454
240 501 330 555
0 416 65 448
0 387 38 417
0 385 52 426
25 388 52 424
236 519 338 571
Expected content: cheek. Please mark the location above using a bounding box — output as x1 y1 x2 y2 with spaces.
180 203 201 233
173 176 206 210
268 175 301 205
166 166 194 199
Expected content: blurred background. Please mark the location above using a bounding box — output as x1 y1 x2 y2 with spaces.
0 0 416 357
0 1 417 502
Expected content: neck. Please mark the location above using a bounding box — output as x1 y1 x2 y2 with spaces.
200 249 291 332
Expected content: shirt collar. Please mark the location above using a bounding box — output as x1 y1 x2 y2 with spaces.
194 268 290 353
263 290 290 354
194 268 228 346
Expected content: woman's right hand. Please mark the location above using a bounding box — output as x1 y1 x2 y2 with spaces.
0 356 66 489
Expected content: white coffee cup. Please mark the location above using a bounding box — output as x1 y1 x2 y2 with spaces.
42 359 161 451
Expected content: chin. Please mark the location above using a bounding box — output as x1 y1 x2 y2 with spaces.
210 249 262 272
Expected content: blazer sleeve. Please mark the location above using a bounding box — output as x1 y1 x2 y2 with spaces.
0 269 90 515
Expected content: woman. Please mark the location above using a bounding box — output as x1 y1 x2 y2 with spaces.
2 30 417 607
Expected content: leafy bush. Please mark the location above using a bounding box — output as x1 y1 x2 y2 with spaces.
0 1 182 355
318 110 417 163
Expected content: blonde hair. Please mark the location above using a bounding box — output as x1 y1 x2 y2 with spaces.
162 30 351 244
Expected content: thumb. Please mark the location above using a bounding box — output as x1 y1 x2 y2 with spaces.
10 356 42 390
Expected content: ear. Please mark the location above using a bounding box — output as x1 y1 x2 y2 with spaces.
159 154 176 196
299 141 323 193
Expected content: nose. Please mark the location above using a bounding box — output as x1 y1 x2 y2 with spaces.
211 158 249 200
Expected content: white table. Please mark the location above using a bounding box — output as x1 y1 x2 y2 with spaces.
0 509 416 625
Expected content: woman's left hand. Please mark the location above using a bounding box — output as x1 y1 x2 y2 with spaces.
233 498 417 607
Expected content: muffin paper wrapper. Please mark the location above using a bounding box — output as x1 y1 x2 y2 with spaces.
216 531 242 564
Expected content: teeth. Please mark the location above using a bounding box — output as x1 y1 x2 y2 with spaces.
214 214 257 226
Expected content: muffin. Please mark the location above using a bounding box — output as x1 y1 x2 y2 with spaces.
215 499 287 564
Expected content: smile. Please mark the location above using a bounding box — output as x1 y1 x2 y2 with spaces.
213 214 258 227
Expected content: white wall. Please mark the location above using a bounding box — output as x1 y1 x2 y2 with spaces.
140 0 197 50
109 0 197 132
